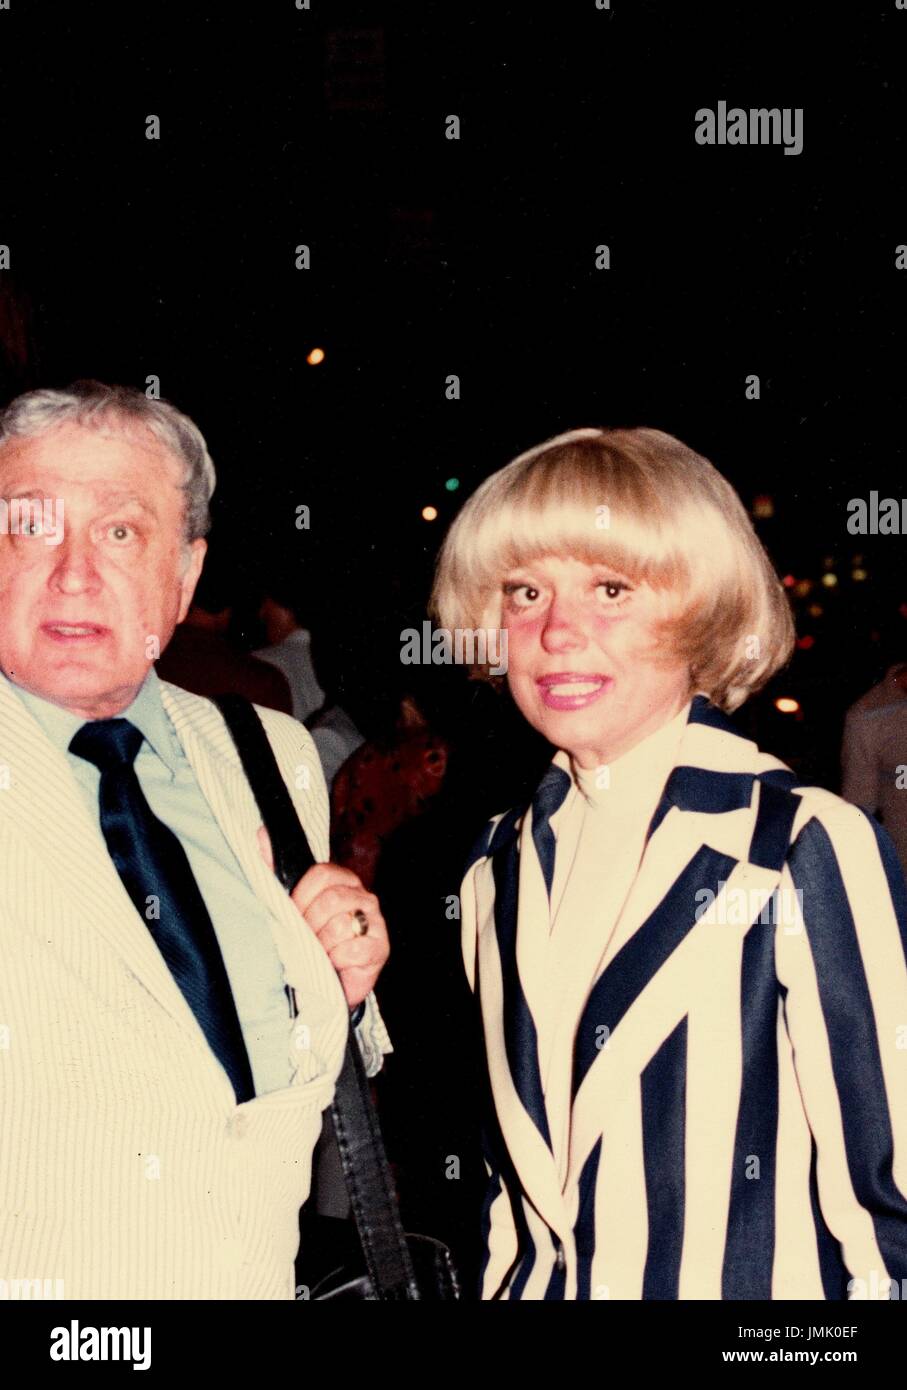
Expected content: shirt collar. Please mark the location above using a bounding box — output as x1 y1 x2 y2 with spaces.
6 667 184 777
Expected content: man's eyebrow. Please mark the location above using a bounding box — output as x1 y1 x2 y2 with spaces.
0 486 158 516
0 486 50 500
91 491 159 516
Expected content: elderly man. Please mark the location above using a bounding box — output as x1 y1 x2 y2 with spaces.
0 380 391 1299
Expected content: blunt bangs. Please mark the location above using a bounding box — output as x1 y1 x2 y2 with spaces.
457 432 697 629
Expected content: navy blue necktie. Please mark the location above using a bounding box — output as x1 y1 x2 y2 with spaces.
70 718 255 1104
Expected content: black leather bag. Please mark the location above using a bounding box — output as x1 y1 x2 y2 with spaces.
214 694 460 1301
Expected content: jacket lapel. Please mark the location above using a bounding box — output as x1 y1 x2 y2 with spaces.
566 696 797 1185
473 808 573 1241
0 676 200 1033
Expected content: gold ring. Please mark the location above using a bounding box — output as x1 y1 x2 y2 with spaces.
351 909 369 938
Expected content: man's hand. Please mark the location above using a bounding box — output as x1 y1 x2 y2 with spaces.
258 829 389 1008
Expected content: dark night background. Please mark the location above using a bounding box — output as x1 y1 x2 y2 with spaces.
1 0 905 789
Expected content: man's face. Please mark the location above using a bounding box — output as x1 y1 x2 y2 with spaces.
0 420 206 719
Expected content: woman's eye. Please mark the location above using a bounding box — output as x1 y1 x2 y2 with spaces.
503 583 541 608
596 579 630 602
106 523 135 543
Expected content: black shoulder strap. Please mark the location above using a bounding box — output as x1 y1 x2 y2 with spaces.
214 694 317 892
212 693 419 1300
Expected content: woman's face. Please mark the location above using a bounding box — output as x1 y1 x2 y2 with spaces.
500 554 692 768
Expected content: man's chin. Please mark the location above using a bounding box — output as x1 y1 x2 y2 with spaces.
10 663 151 717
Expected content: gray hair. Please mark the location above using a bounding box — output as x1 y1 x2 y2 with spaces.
0 380 216 542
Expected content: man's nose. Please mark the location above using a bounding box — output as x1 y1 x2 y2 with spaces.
540 598 587 653
49 536 102 594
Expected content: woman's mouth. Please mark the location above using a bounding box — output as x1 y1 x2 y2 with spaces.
536 673 612 710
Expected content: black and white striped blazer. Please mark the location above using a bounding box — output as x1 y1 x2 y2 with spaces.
460 696 907 1300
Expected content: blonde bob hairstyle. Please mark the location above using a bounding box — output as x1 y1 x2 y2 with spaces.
430 427 795 713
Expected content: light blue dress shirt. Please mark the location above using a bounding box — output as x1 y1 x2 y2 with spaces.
8 668 295 1096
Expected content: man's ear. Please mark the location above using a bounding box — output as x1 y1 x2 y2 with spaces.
177 539 207 623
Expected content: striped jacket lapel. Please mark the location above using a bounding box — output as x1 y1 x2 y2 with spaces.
469 806 574 1242
567 697 797 1189
0 676 199 1033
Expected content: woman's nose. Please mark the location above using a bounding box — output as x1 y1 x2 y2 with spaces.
540 600 587 653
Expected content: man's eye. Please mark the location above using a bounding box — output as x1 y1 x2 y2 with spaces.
7 519 43 538
107 523 135 542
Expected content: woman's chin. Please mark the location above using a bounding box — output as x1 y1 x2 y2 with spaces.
537 708 617 759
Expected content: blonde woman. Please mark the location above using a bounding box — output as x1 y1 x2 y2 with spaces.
431 427 907 1301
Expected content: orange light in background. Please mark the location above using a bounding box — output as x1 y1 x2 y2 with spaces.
306 347 325 365
794 579 813 598
753 494 775 519
775 697 800 714
821 572 838 588
851 567 868 581
421 505 438 522
807 603 824 618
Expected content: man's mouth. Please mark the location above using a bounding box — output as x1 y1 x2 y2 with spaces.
41 622 108 642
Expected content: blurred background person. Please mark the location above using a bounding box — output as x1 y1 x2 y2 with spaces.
255 579 325 722
329 633 452 890
156 548 292 712
841 660 907 878
304 624 366 791
845 659 907 717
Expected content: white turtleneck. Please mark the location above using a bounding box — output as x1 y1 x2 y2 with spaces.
522 700 692 1183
